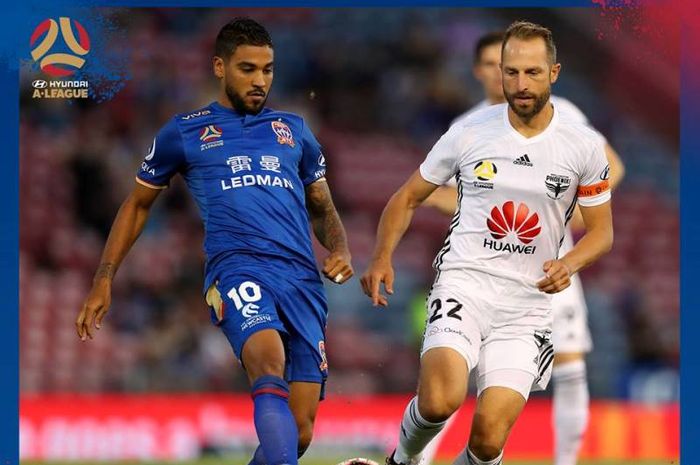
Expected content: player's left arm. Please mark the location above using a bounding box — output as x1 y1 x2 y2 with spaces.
305 179 354 284
603 142 625 189
539 134 614 294
570 141 625 230
538 201 613 294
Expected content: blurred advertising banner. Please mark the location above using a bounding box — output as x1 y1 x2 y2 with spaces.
20 394 678 461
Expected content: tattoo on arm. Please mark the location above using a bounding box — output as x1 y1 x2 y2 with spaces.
305 181 348 253
94 263 115 282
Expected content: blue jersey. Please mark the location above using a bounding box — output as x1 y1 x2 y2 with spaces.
136 102 327 290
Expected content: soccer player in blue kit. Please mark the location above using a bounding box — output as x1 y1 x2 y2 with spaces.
75 18 353 465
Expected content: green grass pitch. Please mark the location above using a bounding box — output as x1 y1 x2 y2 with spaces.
21 458 679 465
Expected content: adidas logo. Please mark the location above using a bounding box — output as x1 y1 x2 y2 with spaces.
513 154 533 167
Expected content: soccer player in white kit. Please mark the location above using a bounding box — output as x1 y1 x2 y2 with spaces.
421 31 625 465
361 21 614 465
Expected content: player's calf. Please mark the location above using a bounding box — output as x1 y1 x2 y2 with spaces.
293 406 316 457
467 385 528 462
390 348 468 464
243 330 298 465
289 381 323 458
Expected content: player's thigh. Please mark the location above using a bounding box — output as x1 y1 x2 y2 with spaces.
417 347 469 421
241 328 287 382
469 385 528 451
279 279 329 389
476 319 553 399
206 274 288 382
420 284 483 383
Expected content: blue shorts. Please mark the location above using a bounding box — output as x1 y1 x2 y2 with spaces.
206 268 329 392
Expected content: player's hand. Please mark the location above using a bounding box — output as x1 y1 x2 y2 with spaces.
536 259 572 294
323 250 354 285
76 279 112 341
360 257 394 307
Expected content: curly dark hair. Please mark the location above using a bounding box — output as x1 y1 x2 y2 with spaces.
214 17 273 59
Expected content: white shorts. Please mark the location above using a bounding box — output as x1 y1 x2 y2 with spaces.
551 273 592 354
420 272 554 400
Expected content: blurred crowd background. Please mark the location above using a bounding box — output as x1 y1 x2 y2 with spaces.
20 8 679 403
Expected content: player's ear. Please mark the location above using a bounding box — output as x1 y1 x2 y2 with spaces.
549 62 561 84
472 63 483 82
213 56 225 79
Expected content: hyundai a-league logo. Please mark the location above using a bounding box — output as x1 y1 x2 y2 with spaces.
474 160 497 181
199 125 223 142
30 17 90 77
27 14 129 102
200 125 224 151
487 201 541 244
472 160 497 189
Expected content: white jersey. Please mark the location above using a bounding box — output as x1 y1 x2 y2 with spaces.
421 102 610 307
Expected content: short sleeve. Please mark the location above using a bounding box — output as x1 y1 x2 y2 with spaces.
298 120 326 186
135 118 186 189
419 125 461 186
577 139 611 207
553 96 589 125
555 96 608 145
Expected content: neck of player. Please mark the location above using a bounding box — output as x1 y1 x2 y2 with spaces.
508 100 554 138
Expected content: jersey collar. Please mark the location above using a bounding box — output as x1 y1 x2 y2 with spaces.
210 101 272 123
502 100 559 145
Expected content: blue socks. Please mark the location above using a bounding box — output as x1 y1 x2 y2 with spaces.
247 446 266 465
249 375 298 465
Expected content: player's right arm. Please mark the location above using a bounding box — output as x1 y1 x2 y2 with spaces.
360 171 439 307
422 185 459 216
76 184 162 341
76 118 185 341
362 125 461 306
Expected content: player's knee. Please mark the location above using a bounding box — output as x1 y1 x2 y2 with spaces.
417 391 461 423
246 359 286 382
469 427 505 462
469 441 503 462
469 417 508 460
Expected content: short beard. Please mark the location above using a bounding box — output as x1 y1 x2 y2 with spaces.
505 87 551 122
225 84 267 115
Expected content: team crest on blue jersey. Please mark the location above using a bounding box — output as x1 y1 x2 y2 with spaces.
199 125 224 151
271 121 295 148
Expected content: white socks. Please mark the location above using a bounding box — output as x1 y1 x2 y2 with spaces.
452 448 503 465
393 397 447 464
553 359 589 465
419 414 455 464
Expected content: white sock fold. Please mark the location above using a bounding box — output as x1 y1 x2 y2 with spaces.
553 359 589 465
393 397 447 464
452 448 503 465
